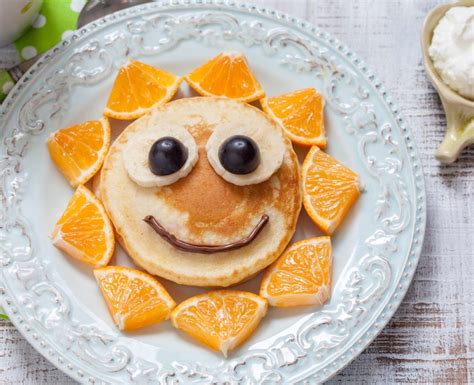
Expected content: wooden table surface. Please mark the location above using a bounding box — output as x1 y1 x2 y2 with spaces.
1 0 473 383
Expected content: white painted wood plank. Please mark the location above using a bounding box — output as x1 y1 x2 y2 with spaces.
1 1 472 384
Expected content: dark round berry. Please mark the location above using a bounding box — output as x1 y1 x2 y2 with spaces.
218 135 260 175
148 137 188 176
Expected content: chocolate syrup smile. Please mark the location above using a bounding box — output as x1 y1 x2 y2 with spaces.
143 214 269 254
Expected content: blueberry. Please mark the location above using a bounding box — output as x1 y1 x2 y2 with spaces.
148 137 188 176
218 135 260 175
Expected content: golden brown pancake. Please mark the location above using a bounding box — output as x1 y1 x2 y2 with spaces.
100 97 301 287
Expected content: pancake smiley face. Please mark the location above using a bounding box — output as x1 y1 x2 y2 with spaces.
100 97 302 287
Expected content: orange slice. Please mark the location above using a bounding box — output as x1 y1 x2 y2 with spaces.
261 88 326 147
51 185 114 268
185 52 265 102
94 266 176 331
302 146 360 234
104 60 182 120
171 290 267 356
47 117 110 187
260 237 332 307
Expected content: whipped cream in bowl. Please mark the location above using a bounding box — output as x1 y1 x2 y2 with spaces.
421 3 474 163
429 6 474 100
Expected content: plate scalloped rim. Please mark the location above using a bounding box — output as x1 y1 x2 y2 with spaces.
0 1 426 384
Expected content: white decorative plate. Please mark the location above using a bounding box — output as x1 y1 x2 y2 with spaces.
0 1 426 383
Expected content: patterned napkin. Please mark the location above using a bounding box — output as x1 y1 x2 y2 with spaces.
0 0 86 318
0 70 14 102
0 0 86 102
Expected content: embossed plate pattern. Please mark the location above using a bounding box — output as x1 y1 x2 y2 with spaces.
0 1 426 384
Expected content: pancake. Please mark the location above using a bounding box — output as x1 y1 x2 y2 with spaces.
100 97 302 287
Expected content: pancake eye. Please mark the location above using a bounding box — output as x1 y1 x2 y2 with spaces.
205 122 286 186
218 135 260 175
123 124 198 187
149 137 188 176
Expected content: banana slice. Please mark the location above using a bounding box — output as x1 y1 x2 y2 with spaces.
206 122 285 186
123 124 198 187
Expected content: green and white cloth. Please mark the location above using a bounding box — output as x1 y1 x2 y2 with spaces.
0 70 15 101
0 0 86 102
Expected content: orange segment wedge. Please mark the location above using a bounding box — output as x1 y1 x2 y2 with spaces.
104 60 182 120
302 147 360 234
185 52 265 102
260 237 332 307
47 117 110 187
51 185 114 268
261 88 326 147
171 290 267 356
94 266 176 331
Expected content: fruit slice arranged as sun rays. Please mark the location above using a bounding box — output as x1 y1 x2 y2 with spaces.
260 237 332 307
171 290 268 356
185 52 265 102
47 117 110 187
51 185 114 268
302 146 360 234
44 48 370 355
104 60 182 120
94 266 176 331
261 87 326 147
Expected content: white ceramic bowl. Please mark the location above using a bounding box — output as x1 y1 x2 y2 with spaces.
0 0 43 47
421 1 474 163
